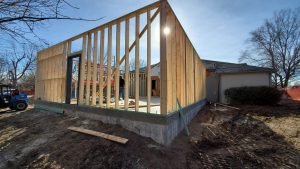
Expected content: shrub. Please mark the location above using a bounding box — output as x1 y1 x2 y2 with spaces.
224 86 282 105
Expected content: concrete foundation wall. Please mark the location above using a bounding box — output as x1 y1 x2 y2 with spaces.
35 99 206 145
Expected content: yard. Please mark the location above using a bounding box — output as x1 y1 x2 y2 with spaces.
0 100 299 169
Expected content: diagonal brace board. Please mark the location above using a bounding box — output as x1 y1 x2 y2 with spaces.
111 8 160 76
176 98 190 136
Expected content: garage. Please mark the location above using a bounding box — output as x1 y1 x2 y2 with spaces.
202 59 273 103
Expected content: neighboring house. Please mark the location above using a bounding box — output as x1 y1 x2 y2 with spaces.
129 62 160 97
202 59 273 103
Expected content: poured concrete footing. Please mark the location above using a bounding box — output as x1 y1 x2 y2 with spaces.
35 99 206 145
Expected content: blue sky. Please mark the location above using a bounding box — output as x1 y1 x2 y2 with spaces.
35 0 299 63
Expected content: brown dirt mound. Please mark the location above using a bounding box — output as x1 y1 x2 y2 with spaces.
1 103 300 169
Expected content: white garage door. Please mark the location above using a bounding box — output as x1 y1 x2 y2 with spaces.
220 72 271 103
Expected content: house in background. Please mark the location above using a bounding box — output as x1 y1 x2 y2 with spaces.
202 59 273 103
129 62 160 97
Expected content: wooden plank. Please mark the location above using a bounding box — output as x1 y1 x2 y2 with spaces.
44 80 48 101
202 63 206 99
147 10 151 113
92 31 98 105
53 78 58 102
186 39 194 105
99 30 105 107
160 0 168 115
37 60 41 99
106 26 112 108
161 3 175 113
115 23 120 109
175 21 183 106
50 58 54 101
46 57 50 99
185 39 189 105
42 61 46 99
135 14 140 112
166 8 173 112
190 47 195 104
169 10 176 111
194 54 199 101
52 55 56 80
54 56 59 101
34 58 39 99
50 79 54 102
79 35 87 104
124 19 130 110
68 126 128 144
63 41 70 102
57 79 62 102
182 32 186 106
86 33 92 105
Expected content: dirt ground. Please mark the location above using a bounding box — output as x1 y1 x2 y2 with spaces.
0 100 299 169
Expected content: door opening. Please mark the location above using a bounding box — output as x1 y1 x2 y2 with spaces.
66 54 81 104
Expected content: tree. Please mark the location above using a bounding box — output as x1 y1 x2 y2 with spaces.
240 7 300 88
0 0 101 45
129 58 147 71
0 56 8 83
18 71 35 90
0 0 102 88
3 43 39 88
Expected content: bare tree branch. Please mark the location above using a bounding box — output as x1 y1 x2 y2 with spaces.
0 42 41 88
240 7 300 88
0 0 103 45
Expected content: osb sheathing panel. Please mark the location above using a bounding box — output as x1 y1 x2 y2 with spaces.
35 43 67 103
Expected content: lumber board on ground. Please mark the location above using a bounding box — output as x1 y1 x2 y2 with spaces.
216 103 240 110
68 126 128 144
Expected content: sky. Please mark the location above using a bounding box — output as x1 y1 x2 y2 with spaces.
33 0 300 63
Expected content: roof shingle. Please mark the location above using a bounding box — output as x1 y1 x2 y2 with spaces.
201 59 273 74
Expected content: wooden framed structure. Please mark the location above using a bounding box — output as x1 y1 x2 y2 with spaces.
35 0 206 115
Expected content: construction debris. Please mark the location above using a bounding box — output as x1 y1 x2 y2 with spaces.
216 103 240 110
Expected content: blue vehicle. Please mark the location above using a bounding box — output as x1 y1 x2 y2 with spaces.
0 84 28 111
